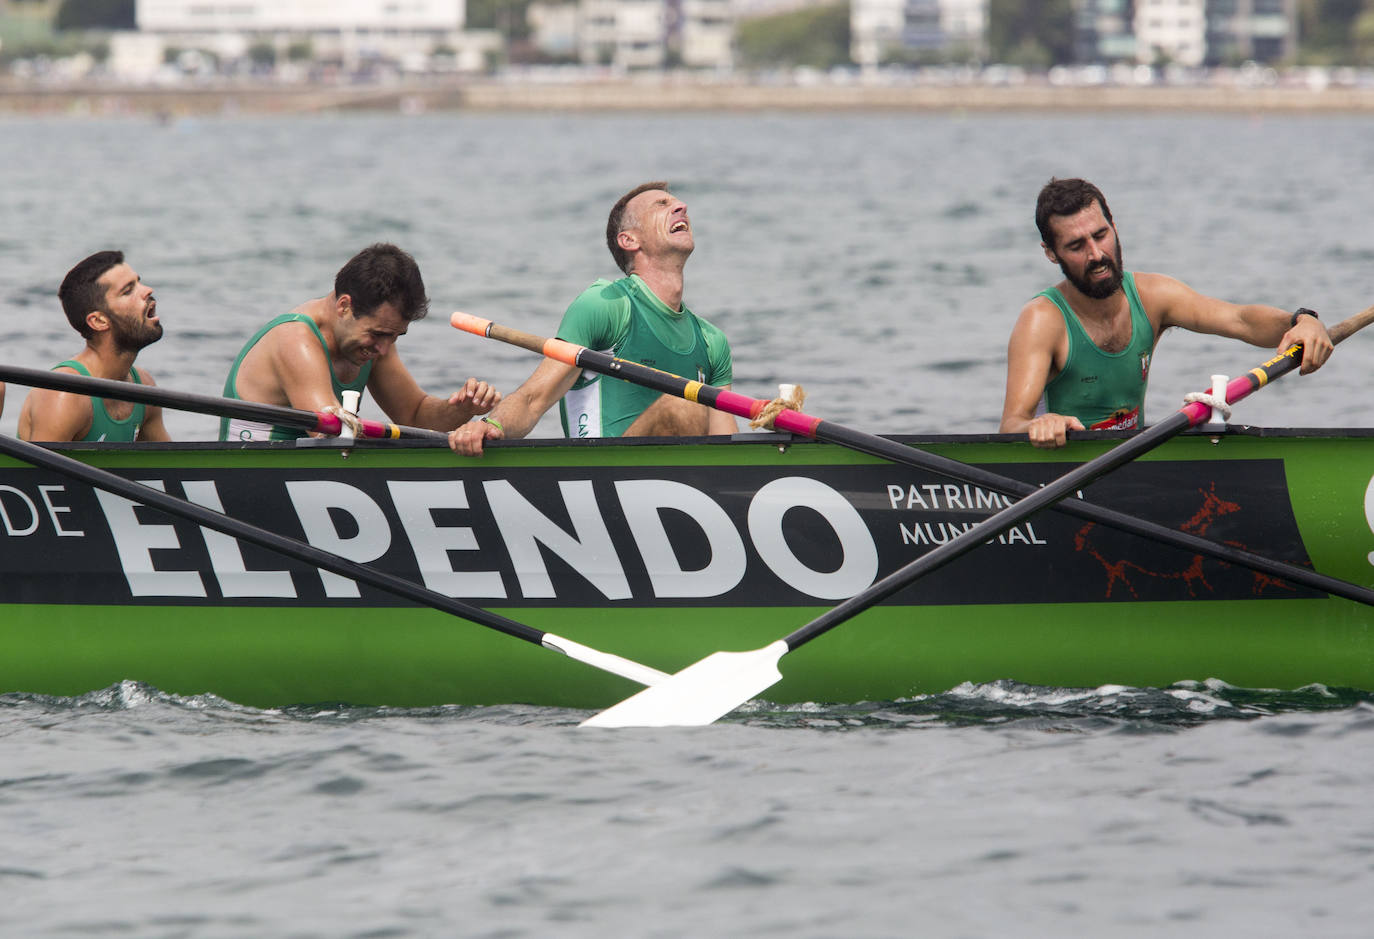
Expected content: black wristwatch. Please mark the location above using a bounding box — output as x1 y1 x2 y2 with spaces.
1291 308 1318 327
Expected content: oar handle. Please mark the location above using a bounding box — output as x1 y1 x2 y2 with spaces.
1180 302 1374 428
0 364 447 441
1329 303 1374 344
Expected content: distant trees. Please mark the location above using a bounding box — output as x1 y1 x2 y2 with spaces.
53 0 133 30
985 0 1073 69
1300 0 1374 64
736 4 850 69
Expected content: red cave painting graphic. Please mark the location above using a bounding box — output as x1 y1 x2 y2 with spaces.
1072 482 1300 600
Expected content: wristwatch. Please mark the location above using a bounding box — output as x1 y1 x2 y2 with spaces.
1291 308 1318 327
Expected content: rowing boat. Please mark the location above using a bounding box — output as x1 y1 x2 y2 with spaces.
2 428 1372 707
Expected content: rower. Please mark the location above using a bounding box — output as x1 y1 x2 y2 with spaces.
449 181 737 457
18 250 170 443
1000 177 1333 449
219 243 500 442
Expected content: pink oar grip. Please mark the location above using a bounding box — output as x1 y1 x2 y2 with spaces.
713 389 764 421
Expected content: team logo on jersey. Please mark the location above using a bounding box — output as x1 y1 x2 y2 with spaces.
1090 407 1140 431
1140 351 1152 381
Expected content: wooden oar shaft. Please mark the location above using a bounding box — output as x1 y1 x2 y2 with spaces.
0 364 447 441
0 433 667 688
453 312 1374 607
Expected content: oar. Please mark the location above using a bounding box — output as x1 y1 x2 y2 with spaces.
0 433 668 690
575 306 1374 726
0 364 447 441
451 310 1374 608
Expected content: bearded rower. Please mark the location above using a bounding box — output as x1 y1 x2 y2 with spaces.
1000 177 1333 449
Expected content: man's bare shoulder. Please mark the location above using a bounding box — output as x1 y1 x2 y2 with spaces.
1130 270 1189 299
1013 293 1068 339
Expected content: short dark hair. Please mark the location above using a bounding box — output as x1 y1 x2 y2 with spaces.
59 250 124 339
1035 178 1114 249
606 181 669 274
335 243 429 321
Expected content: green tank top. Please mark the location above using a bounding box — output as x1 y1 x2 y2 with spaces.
55 360 145 443
1041 271 1155 430
219 313 372 441
558 277 716 438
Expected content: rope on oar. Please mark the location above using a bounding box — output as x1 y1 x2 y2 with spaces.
749 383 806 430
1182 391 1232 422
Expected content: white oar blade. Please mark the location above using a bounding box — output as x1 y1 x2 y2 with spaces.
580 640 788 728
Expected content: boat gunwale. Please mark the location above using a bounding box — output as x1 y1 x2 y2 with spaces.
20 423 1374 455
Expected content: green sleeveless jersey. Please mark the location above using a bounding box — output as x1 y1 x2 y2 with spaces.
1041 271 1155 430
219 313 372 441
55 360 145 443
556 275 732 438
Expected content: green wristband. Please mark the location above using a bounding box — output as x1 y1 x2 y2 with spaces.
480 417 504 432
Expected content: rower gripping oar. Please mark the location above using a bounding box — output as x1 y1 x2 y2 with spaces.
0 433 667 690
0 364 448 441
567 304 1374 726
451 310 1374 608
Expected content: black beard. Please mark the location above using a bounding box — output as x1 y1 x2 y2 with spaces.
108 308 164 354
1061 238 1125 300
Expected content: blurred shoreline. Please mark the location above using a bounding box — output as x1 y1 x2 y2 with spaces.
5 75 1374 116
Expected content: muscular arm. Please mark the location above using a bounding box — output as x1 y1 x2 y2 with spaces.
449 357 580 457
18 388 93 442
1000 299 1083 448
235 322 346 415
1138 273 1333 374
367 352 499 431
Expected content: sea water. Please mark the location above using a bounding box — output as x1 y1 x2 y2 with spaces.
2 111 1374 936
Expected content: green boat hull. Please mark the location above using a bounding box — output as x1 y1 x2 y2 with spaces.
2 429 1372 707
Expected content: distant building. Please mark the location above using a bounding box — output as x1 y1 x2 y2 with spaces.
681 0 733 68
1074 0 1136 63
579 0 666 67
851 0 986 67
1133 0 1204 66
576 0 732 69
528 1 580 60
1204 0 1296 65
132 0 483 71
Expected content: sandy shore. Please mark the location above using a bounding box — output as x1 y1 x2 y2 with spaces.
3 76 1372 116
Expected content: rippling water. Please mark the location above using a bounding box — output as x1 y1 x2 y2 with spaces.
4 682 1373 937
3 111 1374 936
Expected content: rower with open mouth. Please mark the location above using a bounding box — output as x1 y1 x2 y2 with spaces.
450 180 737 457
18 250 170 443
1000 177 1335 449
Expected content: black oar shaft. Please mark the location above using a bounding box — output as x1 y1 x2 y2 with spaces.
0 364 447 441
783 412 1194 650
